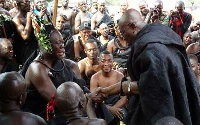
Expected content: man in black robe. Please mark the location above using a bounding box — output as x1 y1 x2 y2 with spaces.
98 9 200 125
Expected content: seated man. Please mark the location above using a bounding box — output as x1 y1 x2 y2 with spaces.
90 51 127 125
0 71 46 125
78 39 101 89
97 23 113 51
55 81 107 125
0 38 18 73
73 21 101 62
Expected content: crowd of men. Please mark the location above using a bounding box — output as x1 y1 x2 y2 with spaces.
0 0 200 124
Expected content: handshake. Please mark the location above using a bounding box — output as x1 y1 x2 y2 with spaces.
87 78 139 104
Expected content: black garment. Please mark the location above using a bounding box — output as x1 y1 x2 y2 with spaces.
95 12 112 29
13 25 38 66
0 20 14 39
0 60 18 73
126 23 200 125
22 59 86 119
112 37 131 68
98 35 113 52
59 24 75 61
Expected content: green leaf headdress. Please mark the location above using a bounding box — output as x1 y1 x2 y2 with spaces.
32 14 55 53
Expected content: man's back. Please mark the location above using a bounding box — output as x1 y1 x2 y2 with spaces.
0 111 46 125
68 117 107 125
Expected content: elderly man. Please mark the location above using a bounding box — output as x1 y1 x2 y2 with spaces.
55 81 107 125
97 9 200 125
0 72 46 125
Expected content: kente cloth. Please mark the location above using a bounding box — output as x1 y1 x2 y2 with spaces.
126 23 200 125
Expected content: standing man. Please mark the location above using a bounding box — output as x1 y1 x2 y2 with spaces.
89 0 98 14
114 0 129 23
58 0 75 35
98 9 200 125
91 0 112 30
12 0 38 66
169 0 192 38
75 0 93 34
138 0 149 22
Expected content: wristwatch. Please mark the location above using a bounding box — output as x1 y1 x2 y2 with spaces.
128 82 131 93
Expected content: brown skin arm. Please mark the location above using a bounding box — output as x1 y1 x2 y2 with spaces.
101 80 139 97
107 39 115 53
70 10 75 35
186 44 195 54
90 74 99 92
78 59 85 74
91 14 96 30
26 63 56 101
75 13 81 34
74 38 81 61
12 12 33 40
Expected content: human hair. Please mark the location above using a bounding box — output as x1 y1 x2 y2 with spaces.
188 54 198 62
100 50 111 55
57 13 67 22
176 1 185 7
0 38 10 49
154 0 163 6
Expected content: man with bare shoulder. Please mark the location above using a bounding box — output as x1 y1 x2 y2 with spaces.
12 0 38 66
78 39 101 88
90 50 127 125
55 81 107 125
91 0 112 30
75 0 92 33
0 71 46 125
58 0 75 34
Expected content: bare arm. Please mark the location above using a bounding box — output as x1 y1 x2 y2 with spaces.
90 74 99 92
107 39 115 53
74 37 81 61
26 63 56 101
70 10 75 35
91 14 96 30
78 59 85 74
12 12 33 40
75 13 81 34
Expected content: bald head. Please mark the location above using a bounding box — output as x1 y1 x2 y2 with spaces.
0 72 26 101
118 9 146 44
55 82 85 113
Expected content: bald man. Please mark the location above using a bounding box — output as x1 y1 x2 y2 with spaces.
97 9 200 124
75 0 93 34
0 71 46 125
91 0 112 30
55 81 107 125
